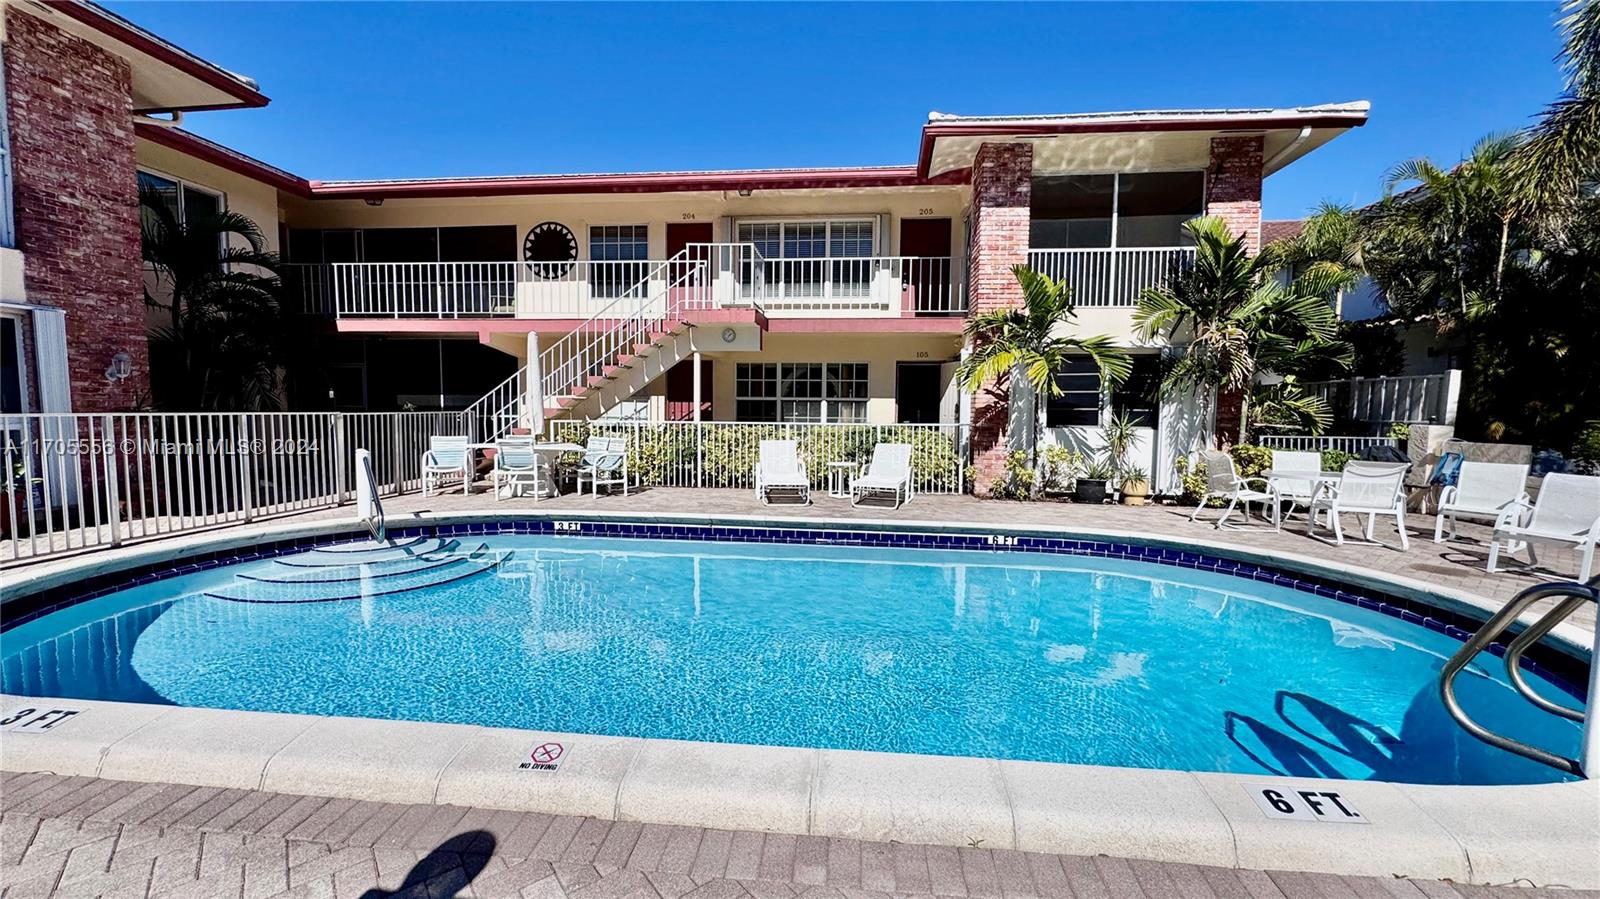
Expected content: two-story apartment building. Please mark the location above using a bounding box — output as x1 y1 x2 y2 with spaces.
4 0 1368 493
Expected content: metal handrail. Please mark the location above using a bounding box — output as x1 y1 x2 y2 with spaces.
1437 577 1597 776
356 448 386 543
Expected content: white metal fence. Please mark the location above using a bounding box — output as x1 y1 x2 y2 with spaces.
1259 435 1405 454
1026 247 1195 307
1303 371 1462 427
1 412 456 564
549 420 969 495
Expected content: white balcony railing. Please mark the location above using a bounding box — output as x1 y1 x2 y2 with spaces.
1026 247 1195 307
297 252 966 320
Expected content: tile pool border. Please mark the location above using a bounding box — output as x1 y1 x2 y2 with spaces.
2 512 1591 701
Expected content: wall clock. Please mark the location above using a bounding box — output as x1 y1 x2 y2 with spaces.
721 328 738 344
523 222 577 279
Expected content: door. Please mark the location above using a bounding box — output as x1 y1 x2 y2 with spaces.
666 222 713 308
899 218 953 315
896 362 944 423
666 358 713 421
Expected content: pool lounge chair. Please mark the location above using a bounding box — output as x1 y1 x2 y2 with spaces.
1190 450 1275 529
1266 449 1322 531
1308 461 1411 551
575 436 629 496
1434 461 1530 543
421 435 471 497
754 439 810 505
491 438 547 500
1487 472 1600 581
850 443 914 509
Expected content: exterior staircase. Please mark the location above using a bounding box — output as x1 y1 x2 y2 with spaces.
461 251 710 441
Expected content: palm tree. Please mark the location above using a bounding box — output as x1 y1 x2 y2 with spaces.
1372 132 1524 319
1266 202 1365 307
957 266 1132 462
1134 216 1346 442
1508 0 1600 218
140 187 287 410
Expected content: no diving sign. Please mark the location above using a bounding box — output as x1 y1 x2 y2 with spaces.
1245 783 1367 824
518 741 567 772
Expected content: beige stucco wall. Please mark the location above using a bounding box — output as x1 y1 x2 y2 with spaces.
688 330 963 423
135 137 283 252
278 185 967 260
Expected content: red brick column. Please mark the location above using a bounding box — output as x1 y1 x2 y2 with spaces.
1207 135 1264 444
4 9 148 412
1206 135 1264 253
966 142 1032 496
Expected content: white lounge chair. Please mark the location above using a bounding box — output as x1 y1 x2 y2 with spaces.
1308 461 1411 551
1266 450 1322 531
1190 450 1275 529
1487 472 1600 581
575 436 629 496
491 439 547 501
421 435 471 497
1434 461 1531 543
754 439 810 505
850 443 914 509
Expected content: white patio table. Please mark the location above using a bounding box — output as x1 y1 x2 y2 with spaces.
465 442 586 497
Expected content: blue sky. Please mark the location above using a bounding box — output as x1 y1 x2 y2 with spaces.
115 2 1567 219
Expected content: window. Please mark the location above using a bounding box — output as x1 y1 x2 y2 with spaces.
1045 356 1104 427
736 220 876 299
137 170 221 230
1112 355 1162 428
590 225 649 297
1029 172 1204 249
1 315 23 415
736 362 867 423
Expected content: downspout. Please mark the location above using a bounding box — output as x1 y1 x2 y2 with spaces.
133 110 184 128
1262 126 1313 172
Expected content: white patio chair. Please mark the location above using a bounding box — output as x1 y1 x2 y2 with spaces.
1434 461 1530 543
421 435 471 497
491 438 547 501
575 436 629 496
1189 450 1275 529
1487 472 1600 581
850 443 914 509
1266 450 1322 531
1308 461 1411 551
754 439 810 505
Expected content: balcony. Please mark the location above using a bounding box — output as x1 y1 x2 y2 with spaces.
281 250 967 320
1025 247 1195 307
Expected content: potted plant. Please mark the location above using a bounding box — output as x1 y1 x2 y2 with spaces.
1100 412 1141 501
1074 460 1115 503
1119 466 1151 505
1039 446 1081 499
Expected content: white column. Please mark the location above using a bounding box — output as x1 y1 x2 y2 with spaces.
692 351 703 423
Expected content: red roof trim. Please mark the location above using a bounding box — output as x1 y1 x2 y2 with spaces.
136 124 311 196
307 166 930 199
47 1 270 111
915 113 1369 177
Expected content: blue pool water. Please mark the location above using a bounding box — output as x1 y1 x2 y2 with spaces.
1 534 1583 785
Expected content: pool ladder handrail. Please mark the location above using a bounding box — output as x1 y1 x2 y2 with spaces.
1437 575 1598 777
355 448 387 543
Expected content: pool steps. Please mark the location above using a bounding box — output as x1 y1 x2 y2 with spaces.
202 540 500 604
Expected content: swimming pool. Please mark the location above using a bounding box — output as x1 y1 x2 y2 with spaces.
2 528 1582 786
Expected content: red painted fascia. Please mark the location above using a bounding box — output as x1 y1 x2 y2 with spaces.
764 317 966 334
136 124 311 197
307 166 928 200
47 1 270 111
915 113 1370 177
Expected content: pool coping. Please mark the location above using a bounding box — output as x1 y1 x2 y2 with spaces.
2 510 1596 887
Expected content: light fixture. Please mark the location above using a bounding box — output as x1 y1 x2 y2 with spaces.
737 188 752 198
364 197 384 207
104 352 132 382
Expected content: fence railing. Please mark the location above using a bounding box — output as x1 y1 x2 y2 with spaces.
1 411 457 564
1026 247 1195 307
548 419 968 495
1303 370 1462 427
1259 435 1405 454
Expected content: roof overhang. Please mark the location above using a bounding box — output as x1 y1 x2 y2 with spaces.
12 0 268 112
136 124 310 196
917 103 1370 179
305 166 953 200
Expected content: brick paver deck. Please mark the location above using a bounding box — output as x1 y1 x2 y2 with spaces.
3 772 1591 899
